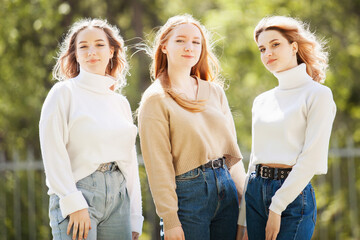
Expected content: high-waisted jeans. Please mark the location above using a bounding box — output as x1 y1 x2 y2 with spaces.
245 172 317 240
161 164 239 240
49 167 131 240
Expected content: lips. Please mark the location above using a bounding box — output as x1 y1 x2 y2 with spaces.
267 59 276 65
181 55 194 59
88 59 100 64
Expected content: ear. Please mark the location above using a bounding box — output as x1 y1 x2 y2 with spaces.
161 45 167 54
110 47 114 58
292 42 298 55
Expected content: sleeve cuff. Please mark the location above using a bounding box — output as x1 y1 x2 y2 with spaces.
162 212 181 231
269 199 284 216
131 214 144 235
59 190 88 218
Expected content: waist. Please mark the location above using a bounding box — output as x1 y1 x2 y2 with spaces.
97 162 119 172
261 163 293 168
256 164 292 180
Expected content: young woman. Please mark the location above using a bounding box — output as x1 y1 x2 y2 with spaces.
237 16 336 240
39 18 143 240
138 14 246 240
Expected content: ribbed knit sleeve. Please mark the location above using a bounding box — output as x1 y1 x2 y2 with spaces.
39 82 88 218
121 96 144 234
269 86 336 215
138 95 180 231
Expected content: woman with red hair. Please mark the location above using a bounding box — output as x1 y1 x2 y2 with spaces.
138 14 246 240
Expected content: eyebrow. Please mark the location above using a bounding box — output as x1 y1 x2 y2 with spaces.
78 39 106 44
258 39 279 48
175 35 201 39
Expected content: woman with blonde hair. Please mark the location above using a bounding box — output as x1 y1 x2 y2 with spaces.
237 16 336 240
138 14 246 240
40 18 143 240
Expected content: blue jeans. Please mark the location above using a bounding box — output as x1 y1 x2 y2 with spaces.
49 167 131 240
161 165 239 240
245 172 317 240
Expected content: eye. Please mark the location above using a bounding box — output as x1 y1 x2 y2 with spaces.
193 41 201 45
259 48 265 53
97 44 105 47
176 39 184 43
272 43 280 47
79 45 88 49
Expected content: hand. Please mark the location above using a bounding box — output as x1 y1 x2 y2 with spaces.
132 232 140 240
67 208 91 240
265 210 281 240
164 226 185 240
236 225 248 240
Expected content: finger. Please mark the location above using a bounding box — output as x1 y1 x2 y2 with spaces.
72 222 78 240
78 221 84 240
67 219 73 235
272 232 278 240
84 220 91 239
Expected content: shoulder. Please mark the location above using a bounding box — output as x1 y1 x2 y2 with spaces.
44 80 74 103
140 80 168 106
253 88 276 104
306 81 334 104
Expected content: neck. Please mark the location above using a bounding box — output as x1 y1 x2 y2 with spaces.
167 65 193 89
273 63 313 90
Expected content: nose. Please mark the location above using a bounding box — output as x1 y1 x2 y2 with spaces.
265 49 272 57
184 42 193 52
87 46 96 56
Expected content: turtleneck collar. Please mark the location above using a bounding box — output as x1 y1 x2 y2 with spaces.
75 67 115 94
273 63 313 90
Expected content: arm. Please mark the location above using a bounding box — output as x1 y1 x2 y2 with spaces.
40 83 91 239
39 83 88 218
218 86 246 195
269 87 336 215
138 96 181 231
122 97 144 235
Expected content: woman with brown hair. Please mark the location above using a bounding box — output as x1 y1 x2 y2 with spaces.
237 16 336 240
40 18 143 240
138 14 246 240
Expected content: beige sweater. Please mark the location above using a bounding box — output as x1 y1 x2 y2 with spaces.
138 78 243 231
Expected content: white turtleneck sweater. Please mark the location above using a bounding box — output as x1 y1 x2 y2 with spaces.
238 64 336 225
39 68 143 234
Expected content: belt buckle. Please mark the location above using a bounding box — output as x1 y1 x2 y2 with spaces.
211 159 217 169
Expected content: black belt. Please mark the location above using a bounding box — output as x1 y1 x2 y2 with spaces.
201 157 226 170
256 164 292 180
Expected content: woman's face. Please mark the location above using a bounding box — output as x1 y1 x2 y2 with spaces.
257 30 298 73
162 23 202 70
76 27 113 75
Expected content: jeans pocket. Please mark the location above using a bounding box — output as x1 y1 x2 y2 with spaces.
76 172 96 189
247 172 256 184
78 187 95 207
175 168 201 181
49 195 67 226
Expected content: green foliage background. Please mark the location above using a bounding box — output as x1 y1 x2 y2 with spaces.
0 0 359 239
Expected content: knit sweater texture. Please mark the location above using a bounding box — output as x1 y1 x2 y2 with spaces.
138 78 243 230
39 68 143 234
238 63 336 225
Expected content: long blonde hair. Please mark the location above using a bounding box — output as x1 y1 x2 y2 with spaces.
53 18 128 88
150 14 221 112
254 16 328 83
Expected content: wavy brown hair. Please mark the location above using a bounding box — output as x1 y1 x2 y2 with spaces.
53 18 128 88
149 14 221 112
254 16 328 83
